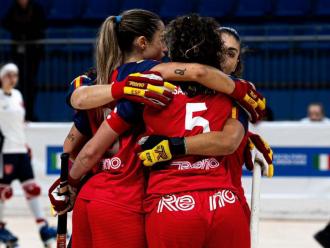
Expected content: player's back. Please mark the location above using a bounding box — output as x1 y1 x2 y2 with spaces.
143 87 236 196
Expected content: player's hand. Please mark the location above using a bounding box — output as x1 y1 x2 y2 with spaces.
110 71 176 109
244 132 274 177
138 135 186 166
48 178 77 216
230 79 266 123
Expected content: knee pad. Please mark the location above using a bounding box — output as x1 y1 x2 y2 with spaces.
22 180 41 199
0 184 13 201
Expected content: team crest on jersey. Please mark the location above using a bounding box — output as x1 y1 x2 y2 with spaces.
171 158 220 170
157 194 195 213
4 164 14 175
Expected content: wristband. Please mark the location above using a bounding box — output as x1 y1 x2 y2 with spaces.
169 137 187 156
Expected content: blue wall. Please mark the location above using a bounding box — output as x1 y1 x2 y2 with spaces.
261 89 330 120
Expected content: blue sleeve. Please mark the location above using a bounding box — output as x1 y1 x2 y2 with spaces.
73 111 92 137
66 76 94 108
236 105 249 132
135 59 160 71
114 100 143 125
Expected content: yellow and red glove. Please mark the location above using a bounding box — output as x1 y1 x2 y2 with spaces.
230 79 266 123
244 132 274 177
138 135 186 167
111 71 176 109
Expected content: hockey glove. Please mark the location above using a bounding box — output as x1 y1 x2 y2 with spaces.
138 135 186 167
111 71 176 109
244 132 274 177
230 79 266 123
48 175 79 216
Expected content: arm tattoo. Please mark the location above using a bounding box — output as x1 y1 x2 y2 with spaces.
67 133 75 142
174 68 186 76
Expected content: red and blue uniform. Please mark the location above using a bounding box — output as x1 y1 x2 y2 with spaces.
67 74 101 137
72 60 159 248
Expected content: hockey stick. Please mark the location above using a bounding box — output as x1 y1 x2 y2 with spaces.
57 153 69 248
250 160 262 248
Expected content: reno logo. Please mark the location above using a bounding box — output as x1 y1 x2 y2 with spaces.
101 157 122 170
209 190 237 211
171 158 220 170
157 194 195 213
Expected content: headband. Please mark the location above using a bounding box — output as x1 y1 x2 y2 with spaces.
0 63 19 79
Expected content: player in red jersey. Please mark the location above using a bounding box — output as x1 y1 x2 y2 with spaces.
136 15 251 248
140 27 274 225
219 27 274 221
50 9 268 248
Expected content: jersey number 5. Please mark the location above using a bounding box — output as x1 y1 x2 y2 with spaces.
185 103 210 133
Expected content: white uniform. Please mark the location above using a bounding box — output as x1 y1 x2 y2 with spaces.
0 89 27 154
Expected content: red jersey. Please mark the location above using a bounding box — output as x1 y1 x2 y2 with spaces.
226 136 249 204
77 60 160 213
225 105 249 204
143 88 236 197
77 126 146 213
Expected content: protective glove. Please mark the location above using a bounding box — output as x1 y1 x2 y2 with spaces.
244 132 274 177
230 79 266 123
48 175 79 216
138 135 186 167
111 71 176 109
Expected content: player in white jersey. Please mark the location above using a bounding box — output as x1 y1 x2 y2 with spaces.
0 63 56 247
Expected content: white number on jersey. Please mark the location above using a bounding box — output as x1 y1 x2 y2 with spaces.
185 103 210 133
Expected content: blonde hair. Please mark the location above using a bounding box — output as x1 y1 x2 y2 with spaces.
96 16 122 87
95 9 161 121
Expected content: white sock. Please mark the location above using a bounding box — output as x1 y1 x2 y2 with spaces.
26 197 46 227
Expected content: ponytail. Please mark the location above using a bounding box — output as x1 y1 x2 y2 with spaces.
95 9 161 122
96 16 122 86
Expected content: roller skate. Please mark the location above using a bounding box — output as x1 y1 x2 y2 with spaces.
0 223 19 248
39 221 56 248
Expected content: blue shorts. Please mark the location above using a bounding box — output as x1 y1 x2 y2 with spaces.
1 153 34 184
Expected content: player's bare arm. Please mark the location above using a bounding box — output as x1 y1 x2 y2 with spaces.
63 124 88 160
70 72 174 110
139 119 245 166
152 62 235 94
71 85 112 110
69 62 236 110
154 62 266 123
69 120 118 180
185 118 245 156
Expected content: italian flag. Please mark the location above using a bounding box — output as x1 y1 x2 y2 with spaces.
313 154 330 171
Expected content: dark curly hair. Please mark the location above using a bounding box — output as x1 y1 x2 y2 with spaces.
165 14 225 96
